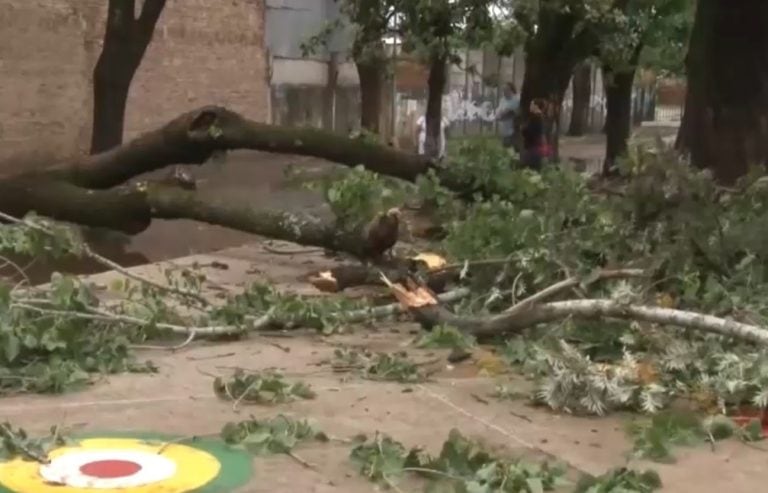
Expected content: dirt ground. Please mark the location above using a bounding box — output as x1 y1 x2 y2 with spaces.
3 244 767 492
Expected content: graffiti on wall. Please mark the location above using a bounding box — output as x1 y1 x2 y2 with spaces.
443 89 497 123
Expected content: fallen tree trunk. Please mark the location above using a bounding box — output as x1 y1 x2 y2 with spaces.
0 105 491 268
33 106 434 189
0 178 151 234
0 180 384 260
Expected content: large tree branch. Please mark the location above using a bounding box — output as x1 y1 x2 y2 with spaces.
32 106 434 190
383 274 768 345
411 299 768 345
0 179 370 256
145 186 369 256
0 178 151 234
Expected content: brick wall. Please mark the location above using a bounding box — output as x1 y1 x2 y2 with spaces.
0 0 269 166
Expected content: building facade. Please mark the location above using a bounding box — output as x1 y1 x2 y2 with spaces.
0 0 269 165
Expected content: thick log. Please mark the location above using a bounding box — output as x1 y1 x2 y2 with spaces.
145 186 369 257
0 178 150 234
33 107 433 190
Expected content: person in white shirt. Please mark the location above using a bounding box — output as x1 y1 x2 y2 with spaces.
416 114 449 158
495 82 520 152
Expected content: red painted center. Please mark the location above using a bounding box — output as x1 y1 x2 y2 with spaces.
79 459 142 478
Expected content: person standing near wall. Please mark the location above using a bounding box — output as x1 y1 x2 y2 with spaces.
521 98 550 171
416 114 449 158
495 83 520 152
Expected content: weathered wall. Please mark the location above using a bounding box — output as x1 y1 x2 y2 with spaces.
0 0 268 164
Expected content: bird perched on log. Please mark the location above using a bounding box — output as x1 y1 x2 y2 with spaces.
361 207 401 263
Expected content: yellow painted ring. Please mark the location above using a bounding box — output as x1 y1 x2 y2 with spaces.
0 438 220 492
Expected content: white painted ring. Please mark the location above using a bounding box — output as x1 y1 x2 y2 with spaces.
38 449 177 489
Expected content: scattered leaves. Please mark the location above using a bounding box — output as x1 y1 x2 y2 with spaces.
213 370 316 405
332 348 427 383
221 414 328 456
351 429 568 492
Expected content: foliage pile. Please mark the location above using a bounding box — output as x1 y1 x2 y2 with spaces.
292 139 768 418
6 132 768 427
0 217 174 395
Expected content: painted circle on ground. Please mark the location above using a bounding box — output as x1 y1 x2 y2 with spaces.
0 437 223 492
79 459 142 478
39 449 176 488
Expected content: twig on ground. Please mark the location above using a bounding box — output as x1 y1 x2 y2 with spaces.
156 433 219 455
340 287 470 324
13 301 243 337
430 257 514 275
504 268 647 315
131 330 197 351
231 379 260 412
287 450 316 469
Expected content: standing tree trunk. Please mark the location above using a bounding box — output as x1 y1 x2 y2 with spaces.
90 0 166 154
676 0 768 184
424 55 448 159
568 63 592 136
356 58 385 134
603 44 643 174
518 11 598 161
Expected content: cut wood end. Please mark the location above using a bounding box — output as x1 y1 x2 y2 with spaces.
379 272 437 308
309 271 339 293
411 252 447 271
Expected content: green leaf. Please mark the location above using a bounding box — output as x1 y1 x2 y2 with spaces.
526 477 545 493
3 335 20 364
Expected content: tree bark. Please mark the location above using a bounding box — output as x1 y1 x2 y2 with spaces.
424 55 448 158
0 100 540 263
356 57 386 134
90 0 166 154
519 12 598 160
0 106 450 256
603 45 643 175
35 106 433 190
568 63 592 136
676 0 768 184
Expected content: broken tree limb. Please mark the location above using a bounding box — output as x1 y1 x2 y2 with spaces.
145 187 369 257
308 257 520 293
307 261 457 293
382 274 768 344
34 106 434 189
405 295 768 345
0 178 151 234
0 178 404 261
504 268 648 315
